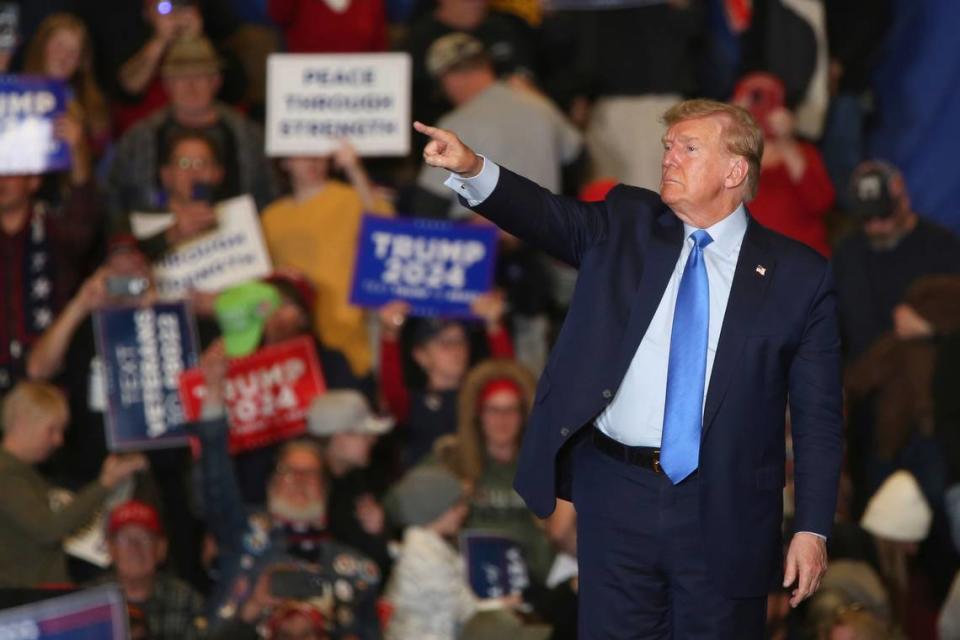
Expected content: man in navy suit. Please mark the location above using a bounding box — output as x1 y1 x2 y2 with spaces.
414 98 843 639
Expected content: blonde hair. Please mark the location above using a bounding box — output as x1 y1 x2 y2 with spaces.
662 99 764 200
2 382 69 434
24 13 110 139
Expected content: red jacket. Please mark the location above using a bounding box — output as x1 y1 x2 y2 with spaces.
749 142 835 257
268 0 388 53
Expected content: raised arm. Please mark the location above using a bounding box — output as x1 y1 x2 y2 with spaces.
414 122 608 267
195 340 249 554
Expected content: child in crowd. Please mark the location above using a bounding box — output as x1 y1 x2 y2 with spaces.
383 465 477 640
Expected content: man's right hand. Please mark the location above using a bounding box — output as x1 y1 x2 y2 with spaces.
99 453 148 490
167 202 218 245
413 122 483 177
73 268 111 316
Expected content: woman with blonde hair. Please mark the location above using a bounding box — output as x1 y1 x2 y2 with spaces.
24 13 111 160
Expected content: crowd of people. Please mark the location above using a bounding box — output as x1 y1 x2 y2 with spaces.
0 0 958 638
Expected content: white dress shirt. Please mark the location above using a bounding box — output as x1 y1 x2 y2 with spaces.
446 157 747 446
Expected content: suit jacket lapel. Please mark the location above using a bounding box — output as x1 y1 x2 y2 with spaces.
616 206 683 379
702 217 775 436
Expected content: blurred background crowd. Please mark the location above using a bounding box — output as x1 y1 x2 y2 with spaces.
1 0 960 638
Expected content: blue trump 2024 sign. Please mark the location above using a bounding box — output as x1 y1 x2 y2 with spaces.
94 303 199 451
350 215 498 316
461 531 530 598
0 75 71 175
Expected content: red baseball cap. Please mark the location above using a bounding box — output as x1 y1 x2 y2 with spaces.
108 500 163 537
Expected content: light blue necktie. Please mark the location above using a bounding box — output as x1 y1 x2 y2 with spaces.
660 229 713 484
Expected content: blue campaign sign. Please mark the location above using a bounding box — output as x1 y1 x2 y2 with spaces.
0 75 71 175
94 302 199 451
349 215 498 316
461 531 530 599
0 585 128 639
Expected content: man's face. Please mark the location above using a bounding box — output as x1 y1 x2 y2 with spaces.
0 175 41 215
413 325 469 382
862 181 912 248
109 525 165 584
268 448 326 523
263 301 308 345
329 432 377 470
660 116 737 219
44 27 84 80
22 414 67 463
160 139 223 203
164 71 220 116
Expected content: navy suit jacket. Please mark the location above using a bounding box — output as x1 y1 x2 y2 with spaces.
470 167 843 597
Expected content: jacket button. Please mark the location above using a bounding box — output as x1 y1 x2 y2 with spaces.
602 389 613 399
560 427 570 437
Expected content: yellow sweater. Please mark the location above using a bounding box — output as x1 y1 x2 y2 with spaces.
261 181 393 376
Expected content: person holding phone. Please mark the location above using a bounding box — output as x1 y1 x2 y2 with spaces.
122 129 224 261
194 341 382 639
26 240 213 589
107 34 276 220
731 73 835 257
112 0 205 134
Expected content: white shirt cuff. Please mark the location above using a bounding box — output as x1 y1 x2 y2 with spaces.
796 531 827 541
442 155 500 207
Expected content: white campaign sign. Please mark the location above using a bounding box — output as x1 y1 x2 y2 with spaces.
131 195 272 298
266 52 412 157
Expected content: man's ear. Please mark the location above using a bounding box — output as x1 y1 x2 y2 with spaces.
210 164 225 186
156 537 169 565
159 163 174 190
725 156 748 190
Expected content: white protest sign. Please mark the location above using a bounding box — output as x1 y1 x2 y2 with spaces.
50 480 134 568
131 195 272 298
266 53 411 157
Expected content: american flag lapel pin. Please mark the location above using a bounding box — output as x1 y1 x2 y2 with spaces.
755 265 767 277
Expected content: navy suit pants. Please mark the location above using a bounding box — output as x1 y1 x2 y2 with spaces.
571 434 766 639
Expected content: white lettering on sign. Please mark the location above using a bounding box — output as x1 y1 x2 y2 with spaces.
302 67 376 86
221 357 307 426
267 53 411 157
370 232 486 290
225 358 306 401
135 309 167 438
0 91 57 117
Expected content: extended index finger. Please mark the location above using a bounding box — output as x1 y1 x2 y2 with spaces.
413 121 454 143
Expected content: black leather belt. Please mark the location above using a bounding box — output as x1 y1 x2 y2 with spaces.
593 426 663 474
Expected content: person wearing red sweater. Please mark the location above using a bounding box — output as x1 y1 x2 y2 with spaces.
378 293 514 466
733 73 836 257
268 0 388 53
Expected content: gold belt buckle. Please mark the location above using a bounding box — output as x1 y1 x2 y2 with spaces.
652 449 662 474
